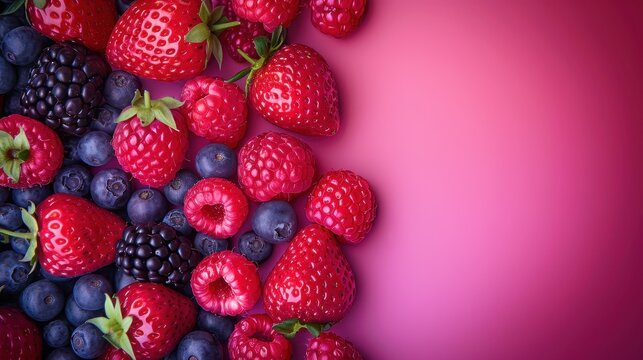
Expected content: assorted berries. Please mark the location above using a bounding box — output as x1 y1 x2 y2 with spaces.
228 313 293 360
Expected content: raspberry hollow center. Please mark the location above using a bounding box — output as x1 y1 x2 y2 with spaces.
209 277 233 299
201 203 225 222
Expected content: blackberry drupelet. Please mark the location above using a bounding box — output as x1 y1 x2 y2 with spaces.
115 223 202 289
20 42 110 136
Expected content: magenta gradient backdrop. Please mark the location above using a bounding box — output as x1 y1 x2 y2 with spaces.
136 1 643 358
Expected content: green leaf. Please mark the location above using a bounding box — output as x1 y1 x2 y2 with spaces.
3 160 21 183
211 35 223 68
273 319 332 338
198 0 210 23
185 23 210 43
116 107 138 123
1 0 25 15
137 108 154 126
0 284 4 293
130 90 143 106
226 67 251 83
13 127 29 150
157 97 183 109
20 206 38 235
254 36 269 58
33 0 45 8
152 107 177 131
0 130 13 146
209 5 224 23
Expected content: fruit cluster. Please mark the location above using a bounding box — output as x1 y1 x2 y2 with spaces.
0 0 373 359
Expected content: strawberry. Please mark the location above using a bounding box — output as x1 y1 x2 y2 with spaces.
228 314 293 360
305 332 363 360
180 76 248 148
106 0 240 81
14 0 118 52
231 0 300 32
306 170 376 244
310 0 367 38
191 250 261 316
99 347 131 360
0 307 42 360
0 114 63 189
89 282 197 360
264 225 356 327
237 132 316 202
113 90 189 188
220 0 269 63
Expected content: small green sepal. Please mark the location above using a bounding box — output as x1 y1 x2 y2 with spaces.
273 318 333 338
1 0 25 15
116 90 183 131
0 127 31 183
88 294 137 360
184 0 239 69
0 201 39 274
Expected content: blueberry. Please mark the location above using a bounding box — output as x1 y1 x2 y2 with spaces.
0 187 8 204
41 266 75 283
0 203 22 230
0 56 16 94
195 144 237 179
2 26 45 65
194 233 228 256
19 279 64 322
54 165 92 197
3 89 22 114
71 323 107 359
116 0 136 15
90 168 132 210
47 347 81 360
252 200 297 243
104 70 141 109
12 185 53 208
127 188 167 225
177 330 222 360
163 208 193 235
61 136 82 166
0 15 22 40
64 297 102 327
237 231 273 264
0 250 31 294
114 269 137 291
89 104 119 134
72 274 113 311
163 170 198 206
78 131 114 167
44 319 71 348
196 310 235 342
9 228 29 255
14 64 31 90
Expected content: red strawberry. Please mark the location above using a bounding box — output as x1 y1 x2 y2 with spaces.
306 170 376 244
237 132 316 202
184 178 248 238
0 307 42 360
231 0 300 32
89 282 197 360
264 225 356 325
310 0 367 38
21 0 118 52
220 0 269 63
228 314 293 360
180 76 248 148
190 250 261 316
305 332 363 360
0 194 125 277
0 114 63 189
99 347 130 360
113 90 189 187
106 0 240 81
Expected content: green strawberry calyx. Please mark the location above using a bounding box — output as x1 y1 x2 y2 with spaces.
88 294 137 360
184 0 240 69
273 318 332 338
1 0 45 16
0 201 38 274
0 127 30 183
116 90 183 131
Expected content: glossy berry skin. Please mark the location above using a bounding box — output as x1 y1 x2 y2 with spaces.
196 310 235 342
53 164 92 197
250 44 340 136
19 279 65 322
0 56 17 94
0 115 63 189
176 330 222 360
181 77 247 148
12 185 53 208
163 208 194 235
0 203 22 230
0 15 22 40
191 251 261 316
195 143 237 179
310 0 367 38
65 297 103 327
193 232 228 256
0 250 31 294
163 170 198 206
237 231 273 264
26 0 118 52
232 0 300 32
0 307 42 360
126 188 168 225
228 314 292 360
73 274 114 311
184 178 248 238
62 136 81 165
43 319 71 349
306 170 376 244
2 26 45 66
252 200 297 243
48 347 81 360
237 132 316 202
220 0 269 63
10 229 30 255
264 224 356 323
89 105 120 134
305 332 363 360
71 323 108 359
114 269 137 292
104 70 141 109
90 168 132 210
78 131 114 167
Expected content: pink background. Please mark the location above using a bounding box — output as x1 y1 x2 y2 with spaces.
141 1 643 359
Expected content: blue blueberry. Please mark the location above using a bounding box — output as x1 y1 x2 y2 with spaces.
19 279 64 322
90 168 132 210
237 231 273 264
0 15 22 40
194 233 228 256
0 203 22 230
0 186 8 204
72 274 113 311
44 319 71 348
0 56 16 94
127 188 167 225
62 137 82 166
78 131 114 167
47 347 81 360
114 269 137 291
196 310 235 342
163 208 193 235
163 170 198 206
2 26 45 65
64 297 102 327
54 165 92 197
9 228 29 255
41 266 75 283
177 330 222 360
251 200 297 243
12 185 53 208
71 323 108 359
195 144 237 179
89 104 119 134
0 250 31 294
104 70 141 109
116 0 136 15
14 64 31 90
3 89 22 114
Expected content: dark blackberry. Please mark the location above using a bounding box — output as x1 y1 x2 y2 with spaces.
20 42 110 136
115 223 202 289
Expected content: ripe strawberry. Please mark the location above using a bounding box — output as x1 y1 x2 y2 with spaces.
228 314 292 360
231 0 300 32
237 132 316 202
106 0 240 81
113 90 189 187
305 332 363 360
99 347 131 360
190 250 261 316
306 170 376 244
220 0 269 63
264 225 356 325
21 0 118 52
89 282 197 360
0 114 63 189
180 76 248 148
310 0 367 38
0 307 42 360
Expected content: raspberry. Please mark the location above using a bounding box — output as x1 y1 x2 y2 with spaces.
310 0 367 38
228 314 292 360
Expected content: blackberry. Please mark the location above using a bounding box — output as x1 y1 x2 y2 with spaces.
21 42 110 136
115 223 202 289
